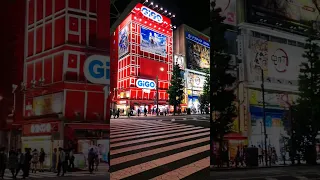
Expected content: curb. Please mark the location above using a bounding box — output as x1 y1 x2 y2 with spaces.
210 164 320 172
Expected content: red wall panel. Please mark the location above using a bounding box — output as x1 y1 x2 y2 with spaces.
37 0 43 21
28 31 34 56
68 34 79 44
79 54 86 81
54 17 66 47
65 90 85 120
69 0 80 9
26 63 34 88
139 58 168 81
53 54 63 82
89 0 97 13
44 57 52 84
55 0 66 12
86 92 104 121
28 0 35 25
36 27 43 53
45 23 52 50
89 20 97 47
45 0 53 17
81 0 87 11
35 60 43 82
81 19 86 45
69 17 79 32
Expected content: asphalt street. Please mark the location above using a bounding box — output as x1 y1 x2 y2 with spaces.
28 175 109 180
211 166 320 180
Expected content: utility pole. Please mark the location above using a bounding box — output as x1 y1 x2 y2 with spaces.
260 68 268 166
156 75 159 116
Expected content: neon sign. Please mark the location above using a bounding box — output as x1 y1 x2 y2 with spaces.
141 6 163 23
136 79 156 89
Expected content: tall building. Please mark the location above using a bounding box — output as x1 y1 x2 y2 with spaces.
111 3 174 115
1 0 111 167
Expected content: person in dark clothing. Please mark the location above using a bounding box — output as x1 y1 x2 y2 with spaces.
0 147 7 179
15 149 24 177
57 148 66 176
137 109 140 116
117 109 120 118
88 148 95 173
8 150 18 179
39 148 45 172
144 108 147 116
68 149 75 171
23 148 32 179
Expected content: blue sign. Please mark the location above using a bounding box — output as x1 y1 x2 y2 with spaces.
83 55 110 85
136 79 156 89
140 27 167 57
185 32 210 48
141 6 163 23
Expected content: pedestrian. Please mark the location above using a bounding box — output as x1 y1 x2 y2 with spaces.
113 109 116 119
8 150 18 179
258 145 263 164
88 148 95 173
0 147 7 179
69 148 75 171
22 148 32 179
51 148 57 173
39 148 45 172
94 153 99 171
57 147 66 176
117 109 120 118
144 108 147 116
137 108 140 116
31 149 39 173
15 149 24 177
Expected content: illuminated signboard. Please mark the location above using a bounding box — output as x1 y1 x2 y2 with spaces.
83 55 110 85
141 6 163 23
136 79 156 89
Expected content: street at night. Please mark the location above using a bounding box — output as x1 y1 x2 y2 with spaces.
110 115 210 180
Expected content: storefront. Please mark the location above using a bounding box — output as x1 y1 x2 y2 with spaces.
22 121 61 168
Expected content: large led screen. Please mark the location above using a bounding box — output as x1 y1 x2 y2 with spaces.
140 26 167 57
185 31 210 71
118 25 129 58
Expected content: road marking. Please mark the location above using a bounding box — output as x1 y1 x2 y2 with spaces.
183 117 187 120
172 119 175 121
193 118 197 120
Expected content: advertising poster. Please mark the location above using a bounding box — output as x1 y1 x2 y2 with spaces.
185 31 210 71
118 25 129 58
140 26 167 57
97 139 109 162
33 92 63 116
247 37 307 89
174 55 185 70
186 72 206 90
214 0 237 26
247 0 320 33
249 89 298 108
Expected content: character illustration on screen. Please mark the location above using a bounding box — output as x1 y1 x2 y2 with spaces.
140 27 167 56
119 26 129 57
187 43 209 70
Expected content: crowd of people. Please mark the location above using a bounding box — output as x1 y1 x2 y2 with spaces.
0 146 110 179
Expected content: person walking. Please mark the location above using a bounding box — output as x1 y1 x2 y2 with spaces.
22 148 32 179
68 148 75 171
88 148 95 174
39 148 45 172
137 108 140 116
51 148 57 173
57 147 66 176
0 147 7 180
258 145 263 165
94 153 99 171
31 149 39 173
144 108 147 116
15 149 24 177
8 150 18 179
117 109 120 118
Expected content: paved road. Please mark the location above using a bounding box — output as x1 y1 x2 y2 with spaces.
110 118 210 180
2 169 108 179
211 166 320 180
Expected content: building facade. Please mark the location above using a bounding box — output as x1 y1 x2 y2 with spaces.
111 3 173 115
16 0 110 168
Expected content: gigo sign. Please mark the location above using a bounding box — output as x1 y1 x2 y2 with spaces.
141 6 163 23
84 55 110 85
136 79 156 89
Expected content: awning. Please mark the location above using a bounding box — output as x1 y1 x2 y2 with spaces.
65 123 109 130
224 132 247 140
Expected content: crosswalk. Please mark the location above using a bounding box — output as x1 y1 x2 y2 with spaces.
2 169 108 179
110 119 210 180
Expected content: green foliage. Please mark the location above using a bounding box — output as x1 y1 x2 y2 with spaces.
167 64 184 115
199 72 210 112
210 1 237 142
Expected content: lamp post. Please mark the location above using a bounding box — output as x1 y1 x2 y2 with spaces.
156 67 164 116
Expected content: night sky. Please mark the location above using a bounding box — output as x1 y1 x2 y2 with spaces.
111 0 210 32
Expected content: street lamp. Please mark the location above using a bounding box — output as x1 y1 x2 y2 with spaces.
255 66 268 166
156 67 164 116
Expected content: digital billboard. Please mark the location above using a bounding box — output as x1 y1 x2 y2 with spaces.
247 0 320 33
213 0 237 26
185 31 210 71
118 25 129 58
174 55 185 70
140 26 167 57
186 72 206 91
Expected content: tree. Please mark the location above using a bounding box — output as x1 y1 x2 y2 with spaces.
167 64 184 115
210 1 237 165
293 28 320 164
199 72 210 114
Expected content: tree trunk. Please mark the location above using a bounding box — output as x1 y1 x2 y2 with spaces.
173 105 176 116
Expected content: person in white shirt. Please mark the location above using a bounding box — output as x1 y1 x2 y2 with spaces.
57 148 66 176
